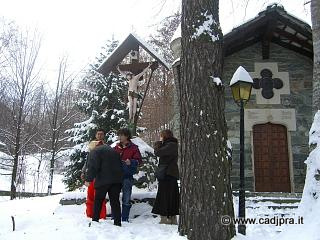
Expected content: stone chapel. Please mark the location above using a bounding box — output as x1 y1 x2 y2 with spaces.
170 4 313 192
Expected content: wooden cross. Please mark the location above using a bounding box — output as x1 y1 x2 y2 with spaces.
113 61 159 76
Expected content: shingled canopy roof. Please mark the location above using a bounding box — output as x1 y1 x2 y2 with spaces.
98 33 170 77
224 4 313 59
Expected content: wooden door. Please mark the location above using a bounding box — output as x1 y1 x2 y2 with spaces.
253 123 291 192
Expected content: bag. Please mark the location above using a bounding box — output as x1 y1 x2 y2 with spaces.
155 164 168 180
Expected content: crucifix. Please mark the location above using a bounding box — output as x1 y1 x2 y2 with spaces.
114 50 159 134
117 62 152 123
97 33 169 135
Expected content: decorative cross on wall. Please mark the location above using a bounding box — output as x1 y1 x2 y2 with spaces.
253 69 284 99
249 63 290 105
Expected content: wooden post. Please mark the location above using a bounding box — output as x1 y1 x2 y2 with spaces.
130 44 139 136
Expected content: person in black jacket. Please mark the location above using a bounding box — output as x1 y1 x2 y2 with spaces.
152 129 180 225
85 144 123 226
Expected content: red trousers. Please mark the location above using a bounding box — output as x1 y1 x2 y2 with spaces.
86 180 107 219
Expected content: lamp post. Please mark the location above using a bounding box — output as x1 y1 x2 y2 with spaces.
229 66 253 235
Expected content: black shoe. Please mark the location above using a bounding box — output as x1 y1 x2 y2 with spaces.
114 222 121 227
89 220 99 227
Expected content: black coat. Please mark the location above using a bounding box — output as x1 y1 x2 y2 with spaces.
85 145 123 188
154 137 179 179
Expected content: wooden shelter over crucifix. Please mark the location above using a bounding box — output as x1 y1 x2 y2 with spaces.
97 33 170 134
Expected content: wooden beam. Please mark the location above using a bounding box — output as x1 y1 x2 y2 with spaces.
274 28 313 50
224 37 261 57
276 14 312 40
115 61 158 75
262 19 278 59
272 37 313 59
224 17 269 46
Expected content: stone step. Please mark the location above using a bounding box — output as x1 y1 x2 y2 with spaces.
233 191 302 199
247 205 298 210
248 198 300 204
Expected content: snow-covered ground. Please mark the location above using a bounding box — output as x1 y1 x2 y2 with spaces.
0 194 185 240
0 191 309 240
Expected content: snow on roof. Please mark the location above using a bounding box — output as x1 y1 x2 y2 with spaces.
229 66 253 86
98 33 170 76
171 23 181 43
0 141 5 146
130 33 170 70
172 57 180 66
226 4 311 37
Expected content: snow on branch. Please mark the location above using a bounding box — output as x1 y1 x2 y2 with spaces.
210 76 222 86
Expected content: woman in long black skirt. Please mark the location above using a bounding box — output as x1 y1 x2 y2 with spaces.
152 129 180 225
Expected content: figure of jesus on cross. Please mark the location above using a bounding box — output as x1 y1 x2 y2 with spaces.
117 63 152 122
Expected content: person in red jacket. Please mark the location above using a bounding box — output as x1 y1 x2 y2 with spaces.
114 128 142 222
81 129 107 220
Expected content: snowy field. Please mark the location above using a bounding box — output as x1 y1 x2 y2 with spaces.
0 151 68 194
0 190 314 240
0 194 185 240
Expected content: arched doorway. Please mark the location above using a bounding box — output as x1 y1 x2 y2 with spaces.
253 123 291 192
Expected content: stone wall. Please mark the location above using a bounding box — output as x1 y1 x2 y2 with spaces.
223 42 313 192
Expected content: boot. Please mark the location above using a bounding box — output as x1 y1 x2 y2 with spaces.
121 204 131 222
169 216 178 225
159 216 171 224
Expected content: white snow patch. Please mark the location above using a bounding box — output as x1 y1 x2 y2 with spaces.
130 33 170 70
211 76 222 86
61 188 157 202
227 140 232 150
309 111 320 146
171 23 181 42
172 57 180 66
192 11 220 42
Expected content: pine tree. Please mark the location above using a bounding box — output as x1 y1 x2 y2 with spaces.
64 39 128 191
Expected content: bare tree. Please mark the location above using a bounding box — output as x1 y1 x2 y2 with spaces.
1 29 42 200
46 57 78 195
139 12 180 144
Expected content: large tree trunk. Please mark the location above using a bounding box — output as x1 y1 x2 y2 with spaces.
178 0 235 239
312 0 320 111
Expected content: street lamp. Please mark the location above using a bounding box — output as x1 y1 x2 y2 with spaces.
229 66 253 235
